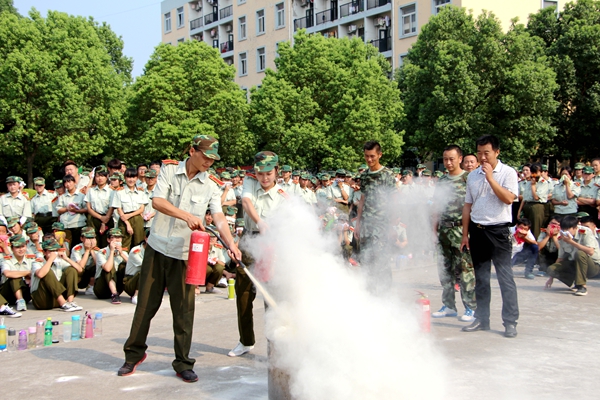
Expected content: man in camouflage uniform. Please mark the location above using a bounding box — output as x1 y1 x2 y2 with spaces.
355 141 397 293
432 145 476 322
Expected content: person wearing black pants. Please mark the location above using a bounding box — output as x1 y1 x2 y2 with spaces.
461 135 520 338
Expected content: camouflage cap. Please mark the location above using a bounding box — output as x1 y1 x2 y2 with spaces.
292 170 301 176
574 162 585 170
108 227 123 237
21 220 35 232
81 226 96 238
109 172 124 181
238 170 246 177
7 216 20 228
95 165 108 174
144 169 158 178
345 172 353 178
422 169 432 177
230 170 239 178
300 172 310 179
52 222 65 231
41 238 61 251
9 234 26 247
576 211 589 218
235 218 245 227
310 177 318 185
254 151 279 172
225 206 237 216
281 165 292 172
401 170 413 177
541 165 548 172
320 174 331 181
434 171 444 178
358 164 367 170
335 169 346 176
5 176 23 184
191 135 221 161
54 179 64 189
25 222 39 235
392 168 400 174
583 166 594 174
416 164 426 169
33 177 45 185
221 171 231 180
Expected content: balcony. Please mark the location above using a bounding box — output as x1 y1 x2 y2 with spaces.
294 15 314 31
205 11 218 25
316 8 337 25
190 17 204 30
220 40 233 53
219 5 233 20
369 37 392 53
367 0 391 9
339 1 364 19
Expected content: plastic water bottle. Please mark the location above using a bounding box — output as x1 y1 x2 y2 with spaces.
71 315 80 341
228 278 235 300
94 313 102 337
80 312 87 339
85 314 93 338
7 328 16 352
44 317 52 346
0 318 6 351
28 327 37 349
36 320 44 347
18 330 27 350
63 322 72 343
52 321 59 344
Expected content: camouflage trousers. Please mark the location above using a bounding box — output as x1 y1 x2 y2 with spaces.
437 226 476 310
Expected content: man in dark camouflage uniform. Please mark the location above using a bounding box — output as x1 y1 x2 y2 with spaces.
355 141 397 293
433 145 476 322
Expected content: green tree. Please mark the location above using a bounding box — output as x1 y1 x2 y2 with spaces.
122 41 253 166
397 7 558 164
527 0 600 161
249 31 404 171
0 0 17 16
0 9 127 185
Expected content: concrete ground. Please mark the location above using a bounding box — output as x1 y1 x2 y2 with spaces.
2 259 598 400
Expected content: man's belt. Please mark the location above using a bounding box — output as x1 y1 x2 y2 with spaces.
439 220 462 228
36 212 53 217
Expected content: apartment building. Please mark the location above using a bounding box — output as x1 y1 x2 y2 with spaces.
161 0 561 89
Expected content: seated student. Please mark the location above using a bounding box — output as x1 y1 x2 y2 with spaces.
202 231 226 295
51 222 70 256
24 222 43 259
537 216 562 276
94 228 128 304
545 215 600 296
70 227 100 295
0 235 34 311
123 229 149 305
30 238 83 312
510 218 539 279
0 219 11 255
7 217 28 241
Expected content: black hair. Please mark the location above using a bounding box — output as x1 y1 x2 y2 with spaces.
124 168 138 178
560 216 578 230
63 160 77 169
443 144 463 157
137 164 148 170
363 141 382 153
63 174 76 183
206 209 212 215
464 153 478 160
517 218 531 228
547 215 562 225
475 135 500 151
530 163 542 174
580 216 595 226
559 166 572 177
107 158 122 170
149 160 161 168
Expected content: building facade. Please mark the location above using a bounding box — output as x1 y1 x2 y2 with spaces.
161 0 561 89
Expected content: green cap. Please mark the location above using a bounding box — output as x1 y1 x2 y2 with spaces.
358 164 367 170
41 238 61 251
281 165 292 172
144 169 158 178
541 165 548 172
33 177 45 185
191 135 220 161
230 170 239 178
254 151 279 172
238 170 246 177
422 169 432 177
300 172 310 179
108 227 123 237
292 170 301 176
221 171 231 180
95 165 108 174
225 206 237 216
235 218 245 227
402 170 413 177
9 234 26 247
25 222 39 235
5 176 23 184
321 174 331 181
7 216 20 228
21 220 35 232
54 180 64 189
335 169 346 176
109 172 124 181
583 166 594 174
576 211 589 218
416 164 426 169
434 171 444 178
574 162 585 170
392 168 400 174
52 222 65 231
81 227 96 238
310 177 318 185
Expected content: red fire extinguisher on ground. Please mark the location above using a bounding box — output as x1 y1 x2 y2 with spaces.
186 230 210 286
416 291 430 333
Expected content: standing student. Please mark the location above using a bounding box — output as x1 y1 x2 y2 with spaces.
111 168 147 250
31 177 57 234
461 135 520 338
56 175 87 246
85 166 114 248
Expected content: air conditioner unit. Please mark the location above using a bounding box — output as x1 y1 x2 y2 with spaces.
226 25 232 32
194 2 202 11
348 25 357 33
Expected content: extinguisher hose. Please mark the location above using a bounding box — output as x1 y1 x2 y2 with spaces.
204 225 278 308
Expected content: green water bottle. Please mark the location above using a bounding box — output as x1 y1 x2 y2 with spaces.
44 317 52 346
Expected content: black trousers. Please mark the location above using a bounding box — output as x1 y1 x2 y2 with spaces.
469 222 519 326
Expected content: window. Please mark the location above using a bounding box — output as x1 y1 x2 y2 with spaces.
257 9 265 35
239 52 248 76
257 47 266 72
238 0 246 4
177 7 184 28
275 3 285 29
164 12 172 33
239 16 247 40
542 0 558 8
400 4 417 36
177 38 185 44
433 0 450 14
399 53 408 66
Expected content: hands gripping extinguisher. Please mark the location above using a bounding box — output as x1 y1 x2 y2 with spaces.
186 230 210 286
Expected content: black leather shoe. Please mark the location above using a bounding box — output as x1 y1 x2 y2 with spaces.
504 324 518 338
462 319 490 332
177 369 199 383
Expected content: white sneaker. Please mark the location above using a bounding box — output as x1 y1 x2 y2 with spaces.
131 296 138 305
68 302 83 311
216 277 228 288
85 286 95 296
205 287 222 294
459 307 475 322
431 305 457 318
16 298 27 312
228 342 254 357
0 305 22 318
60 303 77 312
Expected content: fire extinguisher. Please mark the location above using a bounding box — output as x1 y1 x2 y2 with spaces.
186 230 210 286
416 291 430 333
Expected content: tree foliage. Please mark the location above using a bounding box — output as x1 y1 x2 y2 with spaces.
249 31 404 171
527 0 600 161
398 6 558 164
0 0 17 16
122 41 253 166
0 9 127 185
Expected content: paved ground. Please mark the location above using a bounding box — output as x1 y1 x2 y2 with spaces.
2 259 599 399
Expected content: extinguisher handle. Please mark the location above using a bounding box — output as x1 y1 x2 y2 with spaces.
203 225 246 269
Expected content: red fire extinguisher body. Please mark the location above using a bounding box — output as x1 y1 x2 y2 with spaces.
417 297 431 333
186 231 210 286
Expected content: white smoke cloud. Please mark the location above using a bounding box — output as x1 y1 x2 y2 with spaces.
244 198 448 400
